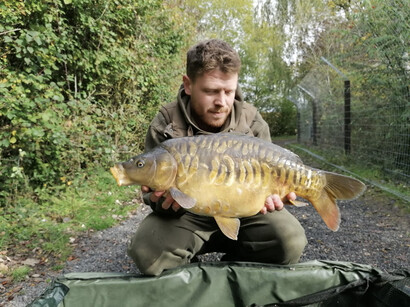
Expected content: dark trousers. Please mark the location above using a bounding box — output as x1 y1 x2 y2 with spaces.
128 208 307 276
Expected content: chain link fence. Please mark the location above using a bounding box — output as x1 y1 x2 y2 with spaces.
288 1 409 184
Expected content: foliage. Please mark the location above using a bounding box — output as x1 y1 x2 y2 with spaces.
261 100 297 136
184 0 252 43
0 0 191 203
0 167 139 260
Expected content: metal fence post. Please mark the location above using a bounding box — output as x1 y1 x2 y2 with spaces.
344 80 351 154
312 99 318 146
297 110 301 143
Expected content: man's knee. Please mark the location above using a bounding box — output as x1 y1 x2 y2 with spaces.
127 214 204 275
278 225 307 264
238 210 307 264
127 237 159 275
271 210 307 263
128 243 188 276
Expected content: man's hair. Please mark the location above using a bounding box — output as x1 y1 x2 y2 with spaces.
186 39 241 81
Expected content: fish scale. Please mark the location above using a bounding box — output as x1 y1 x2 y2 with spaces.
111 133 366 240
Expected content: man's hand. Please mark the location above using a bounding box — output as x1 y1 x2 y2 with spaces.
141 185 181 212
260 192 296 214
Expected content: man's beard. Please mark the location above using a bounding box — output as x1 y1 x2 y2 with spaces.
203 108 230 129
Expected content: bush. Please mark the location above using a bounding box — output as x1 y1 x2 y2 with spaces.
261 100 297 137
0 0 190 203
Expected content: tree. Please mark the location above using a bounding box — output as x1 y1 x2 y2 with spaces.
0 0 191 202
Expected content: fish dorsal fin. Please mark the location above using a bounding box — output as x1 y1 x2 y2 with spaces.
169 187 196 209
214 216 240 240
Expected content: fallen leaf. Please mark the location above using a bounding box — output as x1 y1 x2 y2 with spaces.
0 263 8 272
22 258 40 267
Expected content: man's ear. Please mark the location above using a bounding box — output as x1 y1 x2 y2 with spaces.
182 75 192 95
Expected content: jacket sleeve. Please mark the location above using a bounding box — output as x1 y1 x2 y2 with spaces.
144 112 169 151
142 110 186 217
250 111 272 142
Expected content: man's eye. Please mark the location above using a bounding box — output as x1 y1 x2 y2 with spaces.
136 160 145 168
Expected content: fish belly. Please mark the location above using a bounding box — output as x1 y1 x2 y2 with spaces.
178 176 268 217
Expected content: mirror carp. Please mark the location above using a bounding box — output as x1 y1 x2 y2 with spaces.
110 133 366 240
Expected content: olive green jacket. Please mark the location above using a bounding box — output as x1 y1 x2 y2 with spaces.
145 86 271 151
143 85 271 214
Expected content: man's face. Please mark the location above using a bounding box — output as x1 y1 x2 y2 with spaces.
183 69 238 132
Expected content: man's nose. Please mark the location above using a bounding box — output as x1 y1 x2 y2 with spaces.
214 91 227 106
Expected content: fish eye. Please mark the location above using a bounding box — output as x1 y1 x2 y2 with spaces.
136 160 145 168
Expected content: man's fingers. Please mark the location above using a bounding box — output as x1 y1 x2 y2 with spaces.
141 185 151 193
272 194 284 210
154 190 166 197
149 190 166 203
261 195 276 214
265 196 275 211
286 192 297 202
161 194 173 210
161 194 181 212
145 189 180 212
171 201 181 212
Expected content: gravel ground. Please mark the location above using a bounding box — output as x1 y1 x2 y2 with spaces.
3 188 409 307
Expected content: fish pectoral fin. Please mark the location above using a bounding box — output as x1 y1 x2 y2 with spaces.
169 187 196 209
287 199 309 207
214 216 240 241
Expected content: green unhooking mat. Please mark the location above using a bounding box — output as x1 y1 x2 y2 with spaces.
29 260 409 307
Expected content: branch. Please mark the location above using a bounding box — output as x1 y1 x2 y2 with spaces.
0 28 21 36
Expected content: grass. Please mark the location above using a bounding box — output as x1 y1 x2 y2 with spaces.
11 266 31 282
0 166 140 264
271 135 297 142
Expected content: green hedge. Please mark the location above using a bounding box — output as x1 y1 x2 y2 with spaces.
0 0 189 203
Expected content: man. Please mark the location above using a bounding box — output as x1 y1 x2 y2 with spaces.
128 39 307 276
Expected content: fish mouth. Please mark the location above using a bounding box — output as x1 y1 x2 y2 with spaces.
110 164 135 186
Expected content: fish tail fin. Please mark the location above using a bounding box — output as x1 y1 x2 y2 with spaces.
311 172 366 231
